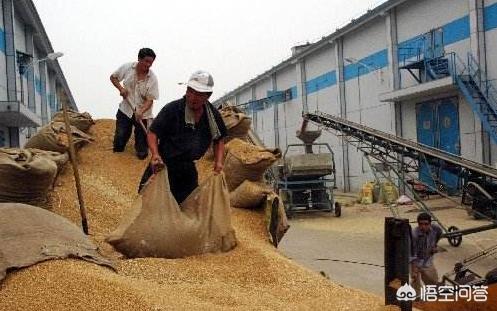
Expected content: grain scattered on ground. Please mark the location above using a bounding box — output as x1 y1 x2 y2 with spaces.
0 119 397 311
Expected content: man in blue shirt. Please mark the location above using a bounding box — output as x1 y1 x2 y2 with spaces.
410 212 443 293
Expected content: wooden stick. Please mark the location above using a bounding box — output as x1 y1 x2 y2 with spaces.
124 98 148 133
61 101 89 234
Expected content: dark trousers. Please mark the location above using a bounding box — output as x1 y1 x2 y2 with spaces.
113 110 148 158
139 160 198 204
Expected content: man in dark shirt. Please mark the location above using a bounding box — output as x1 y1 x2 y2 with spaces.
410 212 443 293
138 70 228 203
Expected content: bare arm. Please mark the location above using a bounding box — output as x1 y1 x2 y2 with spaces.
110 75 128 99
136 98 153 119
147 131 163 171
213 139 225 174
147 131 160 159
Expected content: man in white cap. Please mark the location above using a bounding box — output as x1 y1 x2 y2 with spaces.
138 70 227 203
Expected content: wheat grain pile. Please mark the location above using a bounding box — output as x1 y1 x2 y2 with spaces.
0 119 397 311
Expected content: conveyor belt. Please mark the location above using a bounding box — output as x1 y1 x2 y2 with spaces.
305 111 497 180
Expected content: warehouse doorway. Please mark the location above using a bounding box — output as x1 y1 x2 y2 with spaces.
416 98 461 194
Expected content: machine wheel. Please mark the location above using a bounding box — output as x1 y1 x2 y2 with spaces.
334 202 342 217
438 183 447 193
447 226 463 247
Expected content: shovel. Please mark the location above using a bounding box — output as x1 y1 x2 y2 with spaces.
124 98 148 133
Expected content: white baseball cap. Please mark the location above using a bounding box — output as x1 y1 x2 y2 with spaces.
187 70 214 93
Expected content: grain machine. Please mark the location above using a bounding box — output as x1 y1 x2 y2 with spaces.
277 120 341 217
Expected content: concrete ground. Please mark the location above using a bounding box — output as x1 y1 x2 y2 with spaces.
278 195 497 296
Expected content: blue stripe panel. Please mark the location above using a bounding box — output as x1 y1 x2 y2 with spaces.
485 3 497 31
398 34 425 51
442 15 469 45
305 70 336 94
344 49 388 81
0 29 5 53
267 90 285 103
237 11 485 112
35 77 43 94
291 86 297 99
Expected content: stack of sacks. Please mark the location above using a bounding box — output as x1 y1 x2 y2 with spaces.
219 106 252 141
223 138 281 191
51 110 95 133
0 148 68 205
221 138 289 246
1 111 94 205
204 106 252 160
25 122 93 154
229 180 273 209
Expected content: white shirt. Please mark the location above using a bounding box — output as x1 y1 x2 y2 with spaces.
112 62 159 119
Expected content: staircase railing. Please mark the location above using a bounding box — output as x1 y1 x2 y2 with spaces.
466 53 497 113
468 53 497 110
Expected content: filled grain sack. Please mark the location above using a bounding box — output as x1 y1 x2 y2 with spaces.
0 148 58 204
264 193 290 247
25 122 93 153
230 180 272 209
51 109 95 132
223 138 281 191
220 107 252 139
28 148 69 171
106 168 237 258
0 203 114 282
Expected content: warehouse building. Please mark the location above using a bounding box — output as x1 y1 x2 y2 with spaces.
0 0 76 148
214 0 497 192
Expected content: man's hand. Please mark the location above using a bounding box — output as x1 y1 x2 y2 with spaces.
119 88 129 99
134 107 144 121
151 154 164 173
213 161 223 174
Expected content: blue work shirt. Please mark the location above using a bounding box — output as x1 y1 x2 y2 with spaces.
410 224 443 268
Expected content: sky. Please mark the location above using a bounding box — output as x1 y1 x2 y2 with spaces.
32 0 384 119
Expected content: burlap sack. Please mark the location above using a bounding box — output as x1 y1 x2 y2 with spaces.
0 203 114 282
51 110 95 132
264 193 290 247
106 169 237 258
230 180 272 209
0 148 58 204
28 148 69 171
223 138 281 191
25 122 93 153
220 107 252 138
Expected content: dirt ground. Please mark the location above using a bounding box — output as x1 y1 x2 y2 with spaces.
278 194 497 296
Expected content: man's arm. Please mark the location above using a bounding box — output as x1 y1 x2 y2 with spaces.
137 75 159 118
147 131 163 171
136 98 153 119
213 139 225 174
110 74 128 99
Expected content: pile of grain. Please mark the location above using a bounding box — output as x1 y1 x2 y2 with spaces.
225 138 279 163
0 119 396 310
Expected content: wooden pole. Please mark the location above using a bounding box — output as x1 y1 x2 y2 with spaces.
61 101 89 234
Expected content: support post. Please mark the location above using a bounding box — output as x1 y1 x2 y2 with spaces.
385 217 412 311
